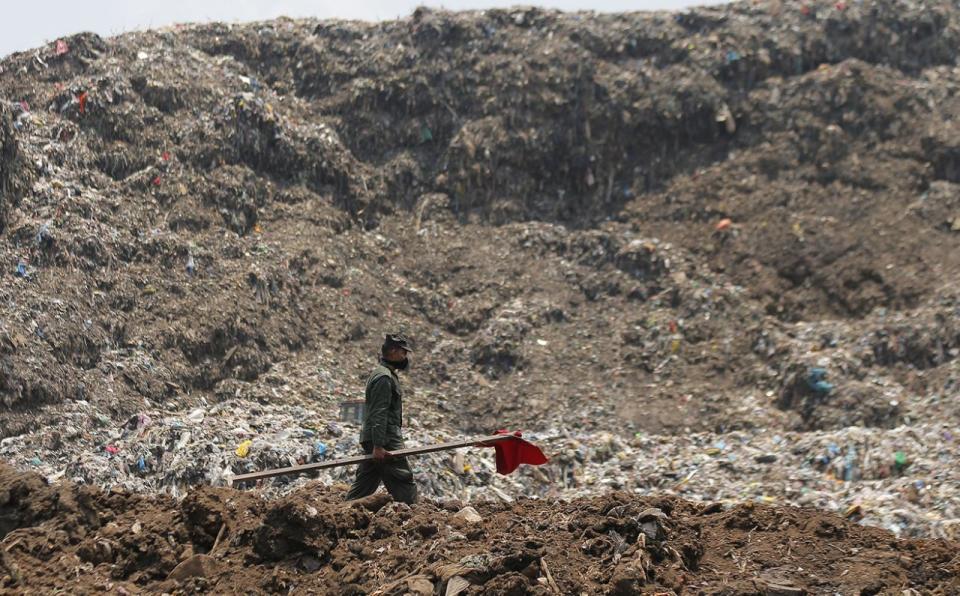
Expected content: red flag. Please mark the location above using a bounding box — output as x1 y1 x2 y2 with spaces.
482 431 548 475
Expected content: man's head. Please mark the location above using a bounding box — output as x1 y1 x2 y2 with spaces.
381 333 413 371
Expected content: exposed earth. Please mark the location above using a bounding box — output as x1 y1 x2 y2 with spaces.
0 464 957 594
1 0 959 592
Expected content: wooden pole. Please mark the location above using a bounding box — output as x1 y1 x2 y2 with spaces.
230 434 515 486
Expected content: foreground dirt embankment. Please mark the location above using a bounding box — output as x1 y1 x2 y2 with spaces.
0 465 956 594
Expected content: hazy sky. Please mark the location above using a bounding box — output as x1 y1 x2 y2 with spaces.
2 0 730 58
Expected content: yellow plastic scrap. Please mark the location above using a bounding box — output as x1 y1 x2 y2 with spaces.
235 439 253 458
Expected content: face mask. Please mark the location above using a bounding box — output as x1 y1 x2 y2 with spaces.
384 355 409 371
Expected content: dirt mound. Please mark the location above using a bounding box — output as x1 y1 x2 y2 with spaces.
0 465 955 593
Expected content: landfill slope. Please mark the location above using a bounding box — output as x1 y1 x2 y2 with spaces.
2 0 960 439
0 464 956 594
1 0 960 591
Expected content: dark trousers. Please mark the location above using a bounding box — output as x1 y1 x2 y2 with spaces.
345 440 417 504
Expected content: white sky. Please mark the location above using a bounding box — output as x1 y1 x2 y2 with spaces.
1 0 731 59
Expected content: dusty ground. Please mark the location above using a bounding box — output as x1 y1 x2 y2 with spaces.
0 465 956 595
1 0 960 592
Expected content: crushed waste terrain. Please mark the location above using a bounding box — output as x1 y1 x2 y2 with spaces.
1 0 960 592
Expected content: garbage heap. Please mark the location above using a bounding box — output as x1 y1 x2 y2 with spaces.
1 0 960 579
2 391 956 541
2 0 960 441
0 102 32 233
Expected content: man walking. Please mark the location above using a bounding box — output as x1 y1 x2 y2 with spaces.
345 333 417 504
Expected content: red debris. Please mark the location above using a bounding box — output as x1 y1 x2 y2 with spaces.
77 91 88 115
715 218 733 231
152 176 162 186
55 39 69 56
162 151 171 161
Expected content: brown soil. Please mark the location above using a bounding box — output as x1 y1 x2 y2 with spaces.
0 465 955 594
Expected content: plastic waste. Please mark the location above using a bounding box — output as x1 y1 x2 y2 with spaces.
807 367 834 394
894 451 908 473
236 440 253 458
36 223 51 248
843 444 859 482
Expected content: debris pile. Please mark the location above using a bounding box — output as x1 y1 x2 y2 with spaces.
1 0 960 589
0 102 32 233
2 1 960 440
2 393 956 540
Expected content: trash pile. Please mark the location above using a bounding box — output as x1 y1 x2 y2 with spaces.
545 423 960 541
1 0 960 440
1 0 960 589
0 396 532 502
2 391 956 540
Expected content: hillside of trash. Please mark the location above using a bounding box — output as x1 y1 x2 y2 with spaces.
1 0 959 592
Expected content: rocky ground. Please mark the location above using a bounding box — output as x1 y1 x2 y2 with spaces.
1 0 959 592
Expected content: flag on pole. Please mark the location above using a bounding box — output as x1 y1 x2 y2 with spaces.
483 430 549 474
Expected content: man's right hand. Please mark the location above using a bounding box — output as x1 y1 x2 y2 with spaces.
372 446 390 461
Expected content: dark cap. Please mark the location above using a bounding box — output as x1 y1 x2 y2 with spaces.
383 332 414 352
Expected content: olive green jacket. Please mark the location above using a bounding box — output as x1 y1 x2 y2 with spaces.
359 362 404 447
